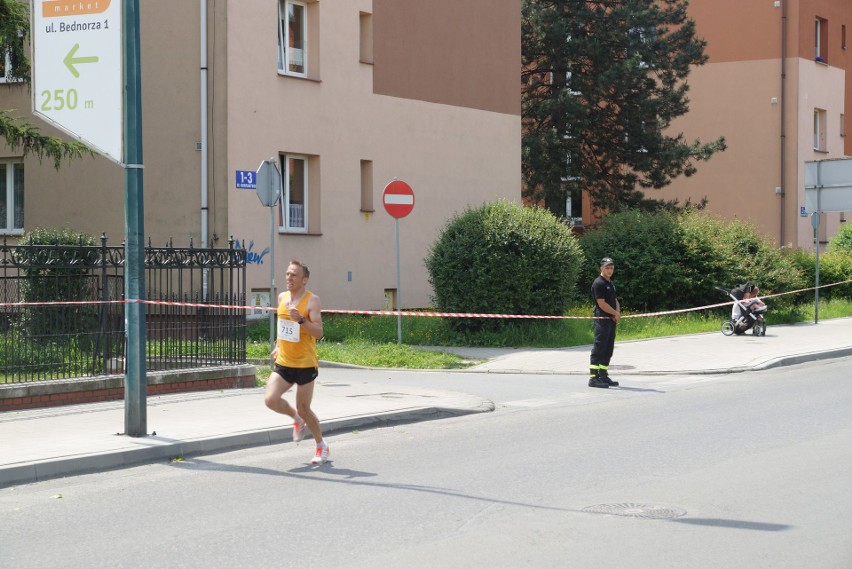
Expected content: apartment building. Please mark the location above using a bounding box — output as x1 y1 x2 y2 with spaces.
657 0 851 248
0 0 521 310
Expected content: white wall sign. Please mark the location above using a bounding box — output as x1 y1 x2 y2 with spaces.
32 0 124 164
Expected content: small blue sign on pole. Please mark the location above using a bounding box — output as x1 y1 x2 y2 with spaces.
236 170 257 189
800 206 807 217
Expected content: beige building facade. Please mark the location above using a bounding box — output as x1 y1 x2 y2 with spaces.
1 0 521 310
658 0 851 248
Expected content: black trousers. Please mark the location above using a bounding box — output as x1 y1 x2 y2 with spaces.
590 317 617 366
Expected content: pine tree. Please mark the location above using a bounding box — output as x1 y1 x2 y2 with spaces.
522 0 725 217
0 0 94 168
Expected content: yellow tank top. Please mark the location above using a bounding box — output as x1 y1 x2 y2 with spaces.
275 291 318 368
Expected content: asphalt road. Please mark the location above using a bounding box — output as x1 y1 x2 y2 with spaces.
2 359 851 569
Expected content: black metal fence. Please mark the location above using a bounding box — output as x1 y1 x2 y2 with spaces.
0 235 246 383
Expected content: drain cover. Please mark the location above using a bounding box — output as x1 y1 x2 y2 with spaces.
583 503 686 519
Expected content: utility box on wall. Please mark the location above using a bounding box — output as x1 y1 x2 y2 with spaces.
384 289 397 311
249 289 271 320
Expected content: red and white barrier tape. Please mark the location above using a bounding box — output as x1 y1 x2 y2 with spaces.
1 279 850 320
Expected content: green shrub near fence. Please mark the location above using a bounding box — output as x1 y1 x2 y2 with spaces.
13 228 100 347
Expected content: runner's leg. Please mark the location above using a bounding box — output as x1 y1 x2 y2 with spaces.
296 380 323 443
264 371 296 417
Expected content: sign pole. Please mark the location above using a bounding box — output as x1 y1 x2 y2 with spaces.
270 206 276 349
394 217 402 344
254 159 282 350
803 157 852 325
814 161 821 325
381 179 415 345
123 0 147 437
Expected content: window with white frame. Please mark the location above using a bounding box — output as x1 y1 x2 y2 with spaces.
0 45 22 84
815 17 828 63
279 155 308 232
0 28 24 84
278 0 307 76
628 26 657 69
0 50 10 83
0 160 24 233
566 189 583 226
814 108 827 151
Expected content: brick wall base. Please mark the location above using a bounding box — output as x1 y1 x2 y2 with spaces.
0 365 257 412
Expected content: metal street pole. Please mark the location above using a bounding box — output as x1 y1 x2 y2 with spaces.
255 158 281 350
813 161 822 325
395 217 402 345
269 205 276 350
123 0 147 437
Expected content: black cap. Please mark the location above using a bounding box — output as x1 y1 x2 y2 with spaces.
600 257 615 266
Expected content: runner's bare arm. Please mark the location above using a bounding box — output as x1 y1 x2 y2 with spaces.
303 294 324 339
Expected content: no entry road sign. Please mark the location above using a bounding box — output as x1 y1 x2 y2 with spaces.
382 180 415 219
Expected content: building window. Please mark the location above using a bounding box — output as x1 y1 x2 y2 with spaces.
0 30 24 84
814 109 827 151
0 161 24 233
359 12 373 64
547 69 581 97
566 190 582 227
0 42 23 84
628 26 657 69
842 24 847 50
0 50 11 83
360 160 373 212
278 0 307 76
279 155 308 232
815 17 828 63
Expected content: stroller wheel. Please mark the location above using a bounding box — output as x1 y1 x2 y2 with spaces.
753 321 766 336
721 321 735 336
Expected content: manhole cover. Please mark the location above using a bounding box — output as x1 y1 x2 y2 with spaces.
583 503 686 519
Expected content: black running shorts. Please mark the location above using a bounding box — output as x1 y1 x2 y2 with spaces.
273 364 318 386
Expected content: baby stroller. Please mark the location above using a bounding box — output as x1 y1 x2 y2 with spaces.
715 283 767 337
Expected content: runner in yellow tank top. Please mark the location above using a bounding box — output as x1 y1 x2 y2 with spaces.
275 290 318 368
263 260 329 464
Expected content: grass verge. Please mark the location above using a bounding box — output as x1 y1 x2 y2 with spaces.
244 299 852 378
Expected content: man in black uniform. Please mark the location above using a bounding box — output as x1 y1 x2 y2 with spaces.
589 257 620 388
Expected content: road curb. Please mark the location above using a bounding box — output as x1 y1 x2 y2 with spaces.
460 347 852 376
0 400 495 489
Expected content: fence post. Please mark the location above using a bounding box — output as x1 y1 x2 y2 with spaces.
98 233 109 376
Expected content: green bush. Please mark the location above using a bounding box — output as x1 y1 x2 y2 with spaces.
681 213 805 310
790 247 852 301
425 200 583 332
579 211 806 312
14 227 100 343
828 222 852 253
579 210 695 311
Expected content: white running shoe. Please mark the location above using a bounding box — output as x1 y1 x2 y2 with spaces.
311 445 329 465
293 418 307 443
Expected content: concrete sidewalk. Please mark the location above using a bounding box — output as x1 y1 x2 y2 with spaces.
454 316 852 375
2 317 850 488
0 380 493 488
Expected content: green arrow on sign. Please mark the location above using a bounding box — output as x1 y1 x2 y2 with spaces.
64 43 99 78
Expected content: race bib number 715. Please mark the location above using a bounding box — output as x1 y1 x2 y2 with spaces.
277 318 300 343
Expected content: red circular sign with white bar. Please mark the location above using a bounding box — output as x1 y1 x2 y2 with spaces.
382 180 415 219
